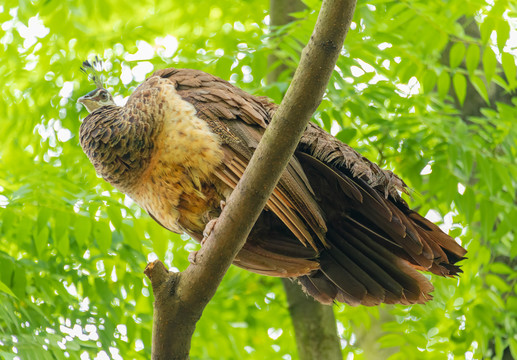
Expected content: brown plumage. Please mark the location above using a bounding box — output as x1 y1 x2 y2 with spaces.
78 67 466 306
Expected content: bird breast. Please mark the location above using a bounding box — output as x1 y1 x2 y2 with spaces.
127 83 227 234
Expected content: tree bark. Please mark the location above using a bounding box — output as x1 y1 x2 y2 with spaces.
282 279 343 360
144 0 357 358
354 308 397 359
267 0 306 84
267 1 343 359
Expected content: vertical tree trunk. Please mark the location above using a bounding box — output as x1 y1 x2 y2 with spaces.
267 0 306 84
354 308 397 359
268 1 343 359
283 280 343 360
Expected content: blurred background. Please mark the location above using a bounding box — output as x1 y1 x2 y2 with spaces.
0 0 516 359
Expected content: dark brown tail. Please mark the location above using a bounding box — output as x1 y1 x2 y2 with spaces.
295 151 466 306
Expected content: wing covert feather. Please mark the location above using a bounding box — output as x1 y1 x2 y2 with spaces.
154 68 327 250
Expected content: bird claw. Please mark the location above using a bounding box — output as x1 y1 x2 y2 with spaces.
219 200 226 211
201 218 218 245
188 250 199 265
190 217 220 265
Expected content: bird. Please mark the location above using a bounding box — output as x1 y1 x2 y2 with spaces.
78 59 466 306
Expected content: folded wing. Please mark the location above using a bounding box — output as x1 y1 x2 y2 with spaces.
150 68 466 305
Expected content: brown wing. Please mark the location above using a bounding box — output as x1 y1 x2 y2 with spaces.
153 68 327 250
149 67 467 305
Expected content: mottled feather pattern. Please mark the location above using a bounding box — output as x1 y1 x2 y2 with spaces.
80 74 226 235
79 67 466 306
298 123 408 199
79 105 157 191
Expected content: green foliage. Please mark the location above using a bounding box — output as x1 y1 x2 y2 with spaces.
1 0 516 359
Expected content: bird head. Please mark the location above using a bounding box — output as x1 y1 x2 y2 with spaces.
78 58 115 113
78 88 115 113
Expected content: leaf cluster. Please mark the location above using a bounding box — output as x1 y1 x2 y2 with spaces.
0 0 516 359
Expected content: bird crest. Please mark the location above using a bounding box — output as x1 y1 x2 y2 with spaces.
80 56 105 89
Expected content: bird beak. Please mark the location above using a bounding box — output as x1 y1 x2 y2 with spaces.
77 95 97 114
77 95 89 105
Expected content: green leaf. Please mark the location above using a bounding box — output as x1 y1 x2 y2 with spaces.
470 75 489 104
121 223 142 251
379 333 407 348
422 70 437 93
506 296 517 313
482 46 497 83
94 220 112 253
449 227 462 238
490 262 513 275
0 279 17 298
56 233 70 257
466 44 480 76
437 71 450 99
502 53 517 89
0 256 14 288
510 338 517 359
0 351 17 360
485 274 510 292
34 226 49 258
496 20 510 52
477 154 497 195
320 111 331 131
149 224 168 260
480 200 497 241
65 339 81 351
495 336 504 358
480 16 495 44
449 42 465 69
106 205 123 229
16 217 32 246
493 162 515 195
53 210 70 242
335 128 357 143
74 216 92 248
1 209 16 236
511 230 517 258
453 73 466 106
37 207 52 233
215 56 234 79
399 61 418 83
11 266 26 299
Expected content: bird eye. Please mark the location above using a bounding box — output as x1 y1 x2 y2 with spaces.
100 92 108 100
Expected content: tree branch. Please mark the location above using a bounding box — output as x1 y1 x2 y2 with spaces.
267 1 343 359
145 0 357 358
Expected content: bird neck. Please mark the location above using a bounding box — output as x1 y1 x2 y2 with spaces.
79 105 160 192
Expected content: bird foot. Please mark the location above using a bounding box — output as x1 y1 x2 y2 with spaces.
190 216 220 265
189 216 220 264
219 200 226 211
188 251 199 265
201 218 218 246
